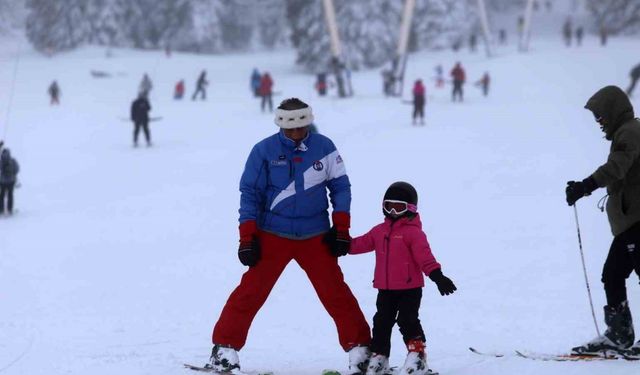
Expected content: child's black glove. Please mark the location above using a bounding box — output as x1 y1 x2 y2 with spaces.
429 269 457 296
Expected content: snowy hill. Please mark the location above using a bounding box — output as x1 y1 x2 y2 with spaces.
1 3 640 375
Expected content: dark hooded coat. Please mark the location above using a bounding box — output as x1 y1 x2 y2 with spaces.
586 86 640 235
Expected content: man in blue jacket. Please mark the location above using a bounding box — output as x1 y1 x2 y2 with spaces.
209 98 371 373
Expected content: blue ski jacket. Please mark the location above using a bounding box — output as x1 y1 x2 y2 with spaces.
239 130 350 239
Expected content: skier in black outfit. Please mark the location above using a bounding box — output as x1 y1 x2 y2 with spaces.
192 70 208 101
627 63 640 97
130 94 152 147
567 86 640 357
0 147 19 215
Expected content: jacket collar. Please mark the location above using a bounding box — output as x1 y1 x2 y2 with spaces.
383 213 422 228
278 129 310 152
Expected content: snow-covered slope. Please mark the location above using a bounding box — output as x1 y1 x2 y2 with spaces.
1 5 639 375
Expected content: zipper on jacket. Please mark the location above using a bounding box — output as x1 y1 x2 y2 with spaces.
384 221 396 289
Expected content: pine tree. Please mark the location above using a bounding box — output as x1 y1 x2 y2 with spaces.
411 0 477 51
25 0 90 53
287 0 331 73
255 0 289 49
339 0 401 70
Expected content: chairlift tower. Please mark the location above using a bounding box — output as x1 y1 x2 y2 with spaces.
322 0 351 98
476 0 494 57
519 0 535 52
388 0 416 97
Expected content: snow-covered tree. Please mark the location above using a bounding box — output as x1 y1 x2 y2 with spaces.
410 0 477 51
25 0 90 53
287 0 331 73
339 0 402 70
585 0 640 34
255 0 289 49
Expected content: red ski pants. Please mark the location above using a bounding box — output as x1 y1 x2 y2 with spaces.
212 231 371 351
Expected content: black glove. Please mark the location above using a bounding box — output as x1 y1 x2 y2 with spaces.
566 177 598 206
238 237 261 267
429 269 457 296
323 227 351 257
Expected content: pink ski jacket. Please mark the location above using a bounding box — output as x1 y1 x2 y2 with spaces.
350 214 441 290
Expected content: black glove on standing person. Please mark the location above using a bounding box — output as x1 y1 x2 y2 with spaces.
566 176 598 206
323 212 352 257
238 220 260 267
323 227 351 257
429 269 457 296
238 238 261 267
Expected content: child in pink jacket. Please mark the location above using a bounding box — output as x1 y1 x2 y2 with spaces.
350 182 457 375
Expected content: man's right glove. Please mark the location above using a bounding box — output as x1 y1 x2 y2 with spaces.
428 269 457 296
323 212 351 257
566 176 598 206
238 220 260 267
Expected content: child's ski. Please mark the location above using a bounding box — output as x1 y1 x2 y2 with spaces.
183 363 273 374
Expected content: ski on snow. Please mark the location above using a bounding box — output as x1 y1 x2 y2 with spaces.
183 363 274 375
469 347 638 361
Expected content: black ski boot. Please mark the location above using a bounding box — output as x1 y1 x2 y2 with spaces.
572 300 635 355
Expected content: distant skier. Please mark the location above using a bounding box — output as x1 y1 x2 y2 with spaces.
450 62 466 102
475 72 490 97
48 80 60 105
349 181 457 375
566 86 640 358
382 69 394 96
250 68 261 97
139 73 152 97
575 26 584 46
434 65 444 88
0 148 19 215
174 80 185 100
412 79 425 125
192 70 208 101
600 25 609 46
626 63 640 97
499 29 507 45
563 17 573 47
517 16 525 40
130 93 152 147
315 73 328 96
207 98 371 374
259 72 273 112
469 33 477 53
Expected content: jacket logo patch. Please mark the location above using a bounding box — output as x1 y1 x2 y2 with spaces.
336 155 343 164
313 161 324 171
271 160 287 166
392 235 403 239
279 155 286 160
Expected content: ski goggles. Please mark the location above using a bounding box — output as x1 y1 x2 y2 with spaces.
383 200 417 215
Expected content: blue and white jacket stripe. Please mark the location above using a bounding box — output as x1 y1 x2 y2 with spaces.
239 130 350 238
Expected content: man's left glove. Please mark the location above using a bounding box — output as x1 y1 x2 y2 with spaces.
323 212 351 257
566 176 598 206
238 220 260 267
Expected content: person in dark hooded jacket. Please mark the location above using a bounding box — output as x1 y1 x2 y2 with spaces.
0 148 19 215
566 85 640 357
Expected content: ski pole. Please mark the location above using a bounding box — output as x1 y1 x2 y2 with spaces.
573 204 601 337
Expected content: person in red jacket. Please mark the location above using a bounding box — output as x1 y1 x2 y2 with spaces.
174 80 185 100
450 62 466 102
259 72 274 112
349 182 456 375
412 80 426 125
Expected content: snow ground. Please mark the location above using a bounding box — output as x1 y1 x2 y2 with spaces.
1 4 640 375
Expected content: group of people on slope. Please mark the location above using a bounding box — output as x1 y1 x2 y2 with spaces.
206 98 457 375
410 63 490 125
251 68 275 112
